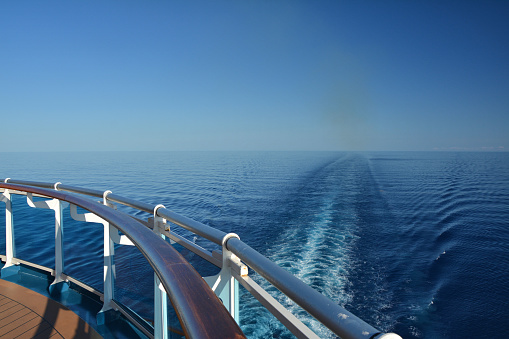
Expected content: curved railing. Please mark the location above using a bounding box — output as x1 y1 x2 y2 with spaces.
0 182 244 339
0 179 401 339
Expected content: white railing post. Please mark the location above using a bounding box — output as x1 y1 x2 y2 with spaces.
101 222 116 311
153 205 168 339
101 191 116 314
26 192 69 293
1 184 16 274
53 200 65 283
204 233 247 323
53 182 65 287
3 191 15 268
69 197 122 325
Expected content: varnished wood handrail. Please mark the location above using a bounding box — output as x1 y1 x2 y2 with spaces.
0 183 246 339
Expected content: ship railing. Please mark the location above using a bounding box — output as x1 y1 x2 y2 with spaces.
0 179 401 339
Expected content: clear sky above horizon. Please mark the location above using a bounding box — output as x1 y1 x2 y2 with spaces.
1 1 508 152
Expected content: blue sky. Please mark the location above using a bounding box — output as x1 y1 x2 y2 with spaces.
1 1 508 152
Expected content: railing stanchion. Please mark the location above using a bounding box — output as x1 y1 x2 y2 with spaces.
1 184 16 273
97 190 119 323
204 233 246 323
68 192 120 325
25 193 69 293
52 181 66 289
101 222 116 311
153 205 168 339
53 200 66 284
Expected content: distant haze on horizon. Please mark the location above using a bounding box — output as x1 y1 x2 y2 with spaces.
1 1 508 152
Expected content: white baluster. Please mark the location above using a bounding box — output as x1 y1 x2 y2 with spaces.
153 204 168 339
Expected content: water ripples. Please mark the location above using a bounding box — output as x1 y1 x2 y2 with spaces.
1 151 508 338
370 152 509 338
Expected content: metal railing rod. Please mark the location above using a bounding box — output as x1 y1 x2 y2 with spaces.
106 193 155 214
165 231 222 268
225 237 380 339
57 184 104 198
234 273 321 339
4 179 55 189
2 180 227 246
156 208 226 245
110 300 155 339
1 179 105 199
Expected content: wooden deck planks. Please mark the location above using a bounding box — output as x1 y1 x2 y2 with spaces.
0 279 101 338
0 302 23 317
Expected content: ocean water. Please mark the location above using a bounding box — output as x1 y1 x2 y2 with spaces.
1 151 508 338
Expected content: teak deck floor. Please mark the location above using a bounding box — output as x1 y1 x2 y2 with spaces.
0 279 101 339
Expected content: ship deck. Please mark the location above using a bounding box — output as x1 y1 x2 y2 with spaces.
0 279 101 339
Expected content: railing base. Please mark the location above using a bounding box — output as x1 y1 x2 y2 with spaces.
1 264 20 278
48 280 70 297
97 308 121 326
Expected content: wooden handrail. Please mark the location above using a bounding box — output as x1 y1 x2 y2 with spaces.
0 183 246 339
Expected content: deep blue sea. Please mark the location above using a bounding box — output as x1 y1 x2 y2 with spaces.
1 151 508 338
